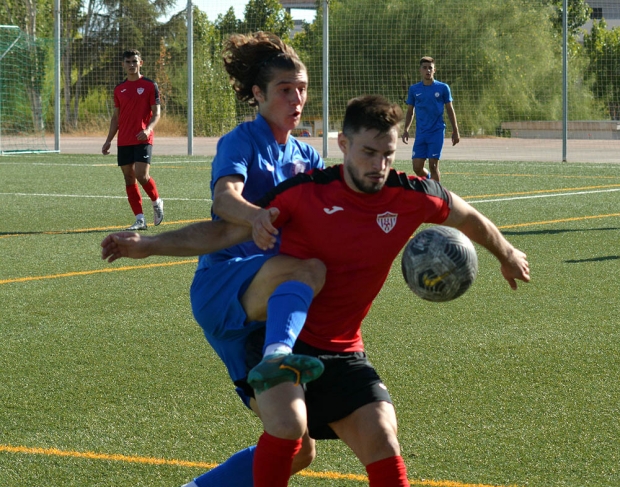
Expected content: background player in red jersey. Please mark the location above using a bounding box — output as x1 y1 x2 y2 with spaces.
102 49 164 230
101 95 530 487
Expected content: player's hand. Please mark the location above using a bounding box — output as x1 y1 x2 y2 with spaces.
102 141 111 155
251 207 280 251
101 232 152 263
401 130 410 144
452 132 460 146
499 248 530 290
136 128 151 141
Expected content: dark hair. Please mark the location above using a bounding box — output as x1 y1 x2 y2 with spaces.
222 31 306 106
420 56 434 65
342 95 404 138
123 49 141 60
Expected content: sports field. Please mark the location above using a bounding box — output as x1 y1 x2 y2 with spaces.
1 153 619 487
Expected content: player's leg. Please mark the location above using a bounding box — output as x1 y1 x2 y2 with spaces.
329 402 409 486
427 129 445 182
252 382 307 487
428 158 440 181
134 145 164 225
411 135 430 178
298 343 409 487
242 255 326 392
118 148 146 230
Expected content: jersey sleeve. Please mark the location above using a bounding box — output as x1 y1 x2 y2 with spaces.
211 131 253 185
405 85 415 105
443 83 453 104
151 81 161 106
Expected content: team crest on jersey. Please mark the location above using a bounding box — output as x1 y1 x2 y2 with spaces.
376 212 397 233
435 92 440 98
137 87 145 95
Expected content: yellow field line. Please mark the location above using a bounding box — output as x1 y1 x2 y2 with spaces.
497 212 620 229
0 444 520 487
461 183 620 200
0 260 197 285
2 212 619 286
0 218 206 239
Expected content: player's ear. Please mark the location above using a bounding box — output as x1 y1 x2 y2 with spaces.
252 85 265 104
337 132 349 155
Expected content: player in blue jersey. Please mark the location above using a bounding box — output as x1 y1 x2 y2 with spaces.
401 56 460 182
190 32 325 485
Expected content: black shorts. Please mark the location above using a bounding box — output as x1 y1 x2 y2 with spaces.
237 329 393 440
117 144 152 166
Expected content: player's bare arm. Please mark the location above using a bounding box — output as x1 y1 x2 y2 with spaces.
445 102 460 146
102 108 120 155
401 105 414 144
137 104 160 141
101 219 256 263
212 175 280 248
442 192 530 289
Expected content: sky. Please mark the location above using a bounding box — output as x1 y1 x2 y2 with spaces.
170 0 317 22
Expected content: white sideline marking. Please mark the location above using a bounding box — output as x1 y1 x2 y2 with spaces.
469 188 620 204
0 192 211 202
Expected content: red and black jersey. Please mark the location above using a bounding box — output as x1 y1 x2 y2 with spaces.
256 165 452 352
113 76 160 146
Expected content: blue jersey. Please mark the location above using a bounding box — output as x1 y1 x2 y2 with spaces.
197 114 324 269
405 80 453 134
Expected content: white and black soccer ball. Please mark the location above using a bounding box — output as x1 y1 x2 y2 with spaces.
401 226 478 302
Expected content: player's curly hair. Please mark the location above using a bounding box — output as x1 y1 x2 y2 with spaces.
222 31 306 107
342 95 404 137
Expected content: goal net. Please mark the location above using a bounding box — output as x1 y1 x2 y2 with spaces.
0 25 53 154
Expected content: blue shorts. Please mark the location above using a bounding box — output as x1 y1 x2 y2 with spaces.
190 254 272 393
412 129 445 160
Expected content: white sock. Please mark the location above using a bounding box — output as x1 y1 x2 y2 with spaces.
152 197 162 206
136 213 144 220
264 343 292 356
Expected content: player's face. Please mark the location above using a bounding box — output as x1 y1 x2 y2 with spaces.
420 62 435 82
339 126 398 194
123 56 143 77
253 68 308 143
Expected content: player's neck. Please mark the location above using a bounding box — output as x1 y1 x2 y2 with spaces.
126 73 142 82
421 78 434 86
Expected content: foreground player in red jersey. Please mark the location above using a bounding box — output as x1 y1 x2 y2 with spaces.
102 49 164 230
101 95 530 487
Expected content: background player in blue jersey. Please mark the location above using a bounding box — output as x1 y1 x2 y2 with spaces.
401 56 460 182
102 95 529 487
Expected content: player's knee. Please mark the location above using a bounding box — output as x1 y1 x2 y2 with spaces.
265 415 307 440
291 440 316 473
292 258 326 295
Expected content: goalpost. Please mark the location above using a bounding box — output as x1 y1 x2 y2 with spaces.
0 25 55 154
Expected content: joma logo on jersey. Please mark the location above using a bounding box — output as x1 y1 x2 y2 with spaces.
137 88 145 95
376 212 397 233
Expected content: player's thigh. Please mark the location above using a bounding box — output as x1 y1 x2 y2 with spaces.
241 254 326 322
328 401 400 466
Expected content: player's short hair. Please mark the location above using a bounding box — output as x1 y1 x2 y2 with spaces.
222 31 306 107
420 56 434 65
342 95 404 138
123 49 142 60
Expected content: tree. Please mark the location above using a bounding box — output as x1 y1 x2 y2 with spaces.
241 0 294 39
583 19 620 119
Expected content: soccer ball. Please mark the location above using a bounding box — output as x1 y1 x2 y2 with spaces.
401 226 478 302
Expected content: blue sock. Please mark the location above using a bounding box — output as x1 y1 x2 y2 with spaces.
193 446 255 487
264 280 314 352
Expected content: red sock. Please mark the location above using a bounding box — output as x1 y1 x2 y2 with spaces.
253 431 302 487
366 456 410 487
141 177 159 202
125 184 143 216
